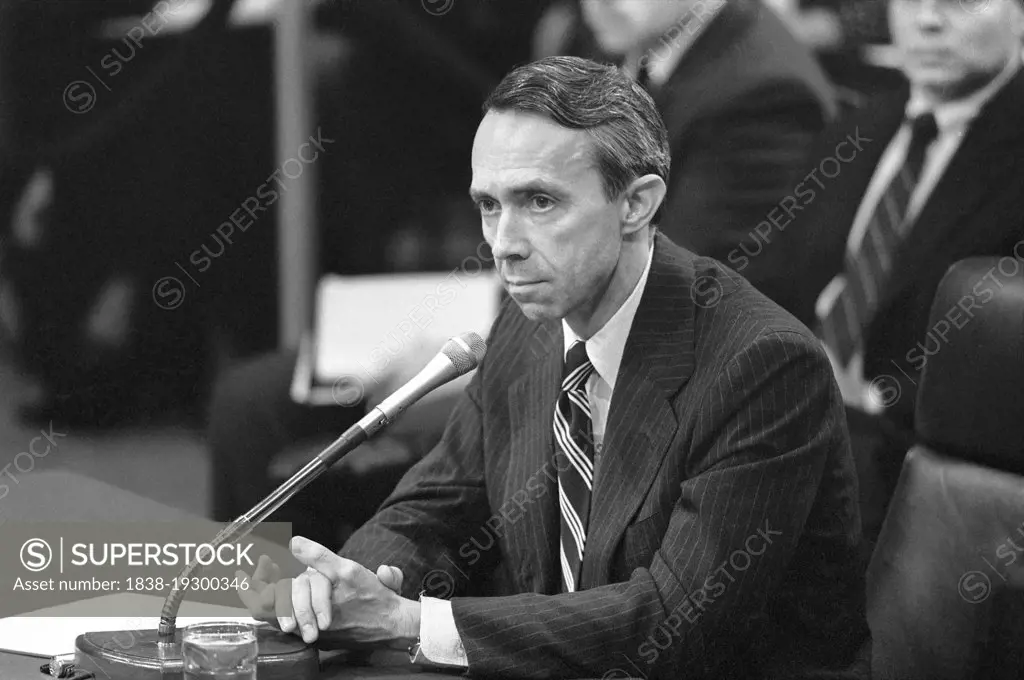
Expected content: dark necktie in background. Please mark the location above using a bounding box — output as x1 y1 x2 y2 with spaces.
553 340 596 593
820 112 939 367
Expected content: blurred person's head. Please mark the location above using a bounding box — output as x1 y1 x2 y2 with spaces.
579 0 716 57
473 56 668 338
889 0 1024 103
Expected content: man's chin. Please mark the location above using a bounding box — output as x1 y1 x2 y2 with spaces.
906 66 969 96
512 299 561 323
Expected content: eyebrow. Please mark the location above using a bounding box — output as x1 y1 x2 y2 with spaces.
469 182 563 202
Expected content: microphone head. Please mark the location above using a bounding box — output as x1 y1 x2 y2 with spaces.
443 332 487 373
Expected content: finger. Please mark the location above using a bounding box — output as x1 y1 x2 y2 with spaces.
251 555 270 583
235 570 262 613
258 580 282 628
275 578 296 633
390 566 403 591
265 557 282 583
309 570 333 630
235 570 279 627
252 554 278 586
291 572 318 644
376 565 403 593
290 536 349 583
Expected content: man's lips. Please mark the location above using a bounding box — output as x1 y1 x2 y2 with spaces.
908 47 953 62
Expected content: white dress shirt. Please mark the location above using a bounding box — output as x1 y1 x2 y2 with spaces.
816 52 1022 412
414 242 656 668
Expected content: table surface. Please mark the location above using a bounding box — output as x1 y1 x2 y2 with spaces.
0 647 459 680
0 471 458 679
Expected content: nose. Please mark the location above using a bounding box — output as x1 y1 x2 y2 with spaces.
912 0 945 31
488 209 529 263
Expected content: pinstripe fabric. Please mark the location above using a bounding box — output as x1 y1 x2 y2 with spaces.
340 232 869 679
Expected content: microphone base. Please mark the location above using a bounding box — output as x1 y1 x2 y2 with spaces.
74 626 319 680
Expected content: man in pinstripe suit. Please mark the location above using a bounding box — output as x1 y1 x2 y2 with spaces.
239 56 870 679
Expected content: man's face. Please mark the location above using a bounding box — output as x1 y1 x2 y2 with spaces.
580 0 691 56
889 0 1024 98
471 110 624 325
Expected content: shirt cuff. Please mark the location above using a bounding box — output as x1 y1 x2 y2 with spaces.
413 596 469 668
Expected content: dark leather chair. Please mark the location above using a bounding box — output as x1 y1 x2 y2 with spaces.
866 256 1024 679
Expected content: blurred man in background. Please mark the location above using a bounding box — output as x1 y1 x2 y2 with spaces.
792 0 1024 542
573 0 838 311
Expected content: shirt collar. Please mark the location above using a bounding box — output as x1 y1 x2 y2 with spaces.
562 241 655 394
622 0 726 86
906 50 1022 132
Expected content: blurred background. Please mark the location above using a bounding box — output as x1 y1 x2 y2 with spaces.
0 0 896 529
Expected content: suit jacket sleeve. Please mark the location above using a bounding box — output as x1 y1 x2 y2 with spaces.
448 330 844 679
659 81 828 314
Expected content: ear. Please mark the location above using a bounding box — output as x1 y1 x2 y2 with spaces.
619 173 667 236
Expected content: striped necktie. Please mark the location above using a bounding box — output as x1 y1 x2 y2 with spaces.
820 112 939 366
554 340 596 593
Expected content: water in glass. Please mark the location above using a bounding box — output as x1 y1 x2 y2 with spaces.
182 623 257 680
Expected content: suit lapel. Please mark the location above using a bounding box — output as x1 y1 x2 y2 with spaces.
802 87 906 310
876 70 1024 317
506 321 564 594
824 92 906 244
844 95 907 206
579 234 696 589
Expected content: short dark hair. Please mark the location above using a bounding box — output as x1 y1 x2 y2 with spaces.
483 56 671 207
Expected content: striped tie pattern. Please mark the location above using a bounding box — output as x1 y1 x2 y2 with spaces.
554 340 596 593
820 113 939 366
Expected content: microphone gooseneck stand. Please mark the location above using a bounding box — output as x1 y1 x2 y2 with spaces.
157 422 373 640
71 409 391 680
73 421 375 680
69 333 486 680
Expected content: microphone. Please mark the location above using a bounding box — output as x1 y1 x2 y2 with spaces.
332 331 488 466
160 331 486 632
71 332 486 680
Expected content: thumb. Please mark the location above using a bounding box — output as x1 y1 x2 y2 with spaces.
290 536 345 582
376 564 404 592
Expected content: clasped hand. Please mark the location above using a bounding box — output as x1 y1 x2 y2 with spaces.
235 536 419 649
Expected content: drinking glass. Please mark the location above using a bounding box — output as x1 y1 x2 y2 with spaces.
181 622 258 680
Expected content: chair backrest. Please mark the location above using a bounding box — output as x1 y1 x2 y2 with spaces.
866 257 1024 679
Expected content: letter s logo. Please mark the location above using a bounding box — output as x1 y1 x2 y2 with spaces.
21 538 52 572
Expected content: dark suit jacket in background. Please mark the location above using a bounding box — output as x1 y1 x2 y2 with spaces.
650 0 837 312
792 68 1024 435
341 232 868 679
